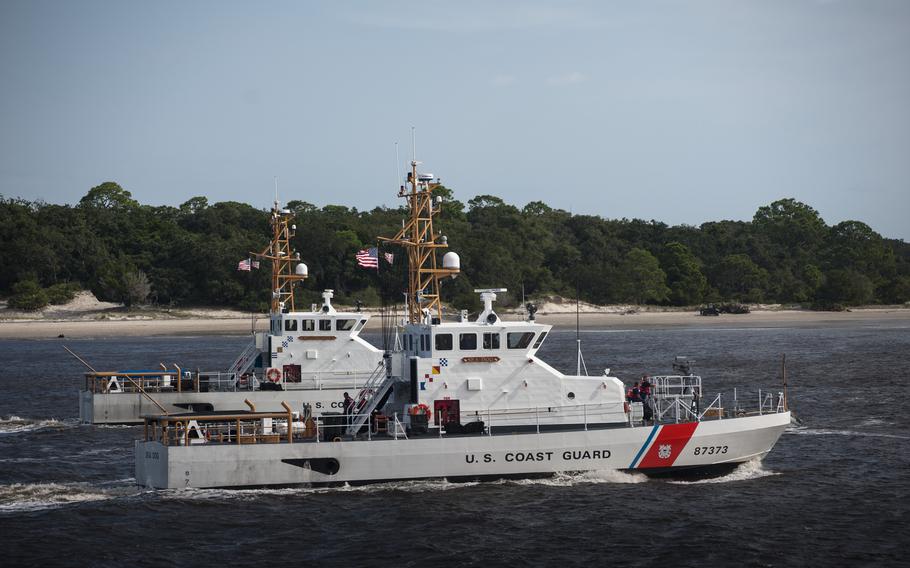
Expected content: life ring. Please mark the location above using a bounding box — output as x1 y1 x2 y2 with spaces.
267 368 282 383
409 403 432 421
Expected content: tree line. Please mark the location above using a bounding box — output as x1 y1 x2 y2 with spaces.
1 182 908 312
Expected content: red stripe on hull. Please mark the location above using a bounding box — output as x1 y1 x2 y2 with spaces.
636 422 698 469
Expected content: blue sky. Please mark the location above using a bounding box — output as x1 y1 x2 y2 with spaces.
1 1 908 239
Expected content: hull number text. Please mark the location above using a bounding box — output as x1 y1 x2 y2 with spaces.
693 445 728 456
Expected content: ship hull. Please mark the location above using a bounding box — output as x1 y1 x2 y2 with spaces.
82 387 353 424
135 412 790 489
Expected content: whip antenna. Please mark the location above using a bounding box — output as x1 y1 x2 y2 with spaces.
395 142 401 188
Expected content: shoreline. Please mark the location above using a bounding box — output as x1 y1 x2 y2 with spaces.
1 308 907 339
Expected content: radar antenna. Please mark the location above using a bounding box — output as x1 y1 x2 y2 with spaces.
379 158 459 324
252 201 307 314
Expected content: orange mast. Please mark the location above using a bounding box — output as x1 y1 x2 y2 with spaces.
253 202 307 314
379 160 459 324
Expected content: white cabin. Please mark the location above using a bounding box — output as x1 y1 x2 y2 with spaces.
380 290 628 430
245 290 384 389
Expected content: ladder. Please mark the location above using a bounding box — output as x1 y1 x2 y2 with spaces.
227 338 259 377
345 362 395 436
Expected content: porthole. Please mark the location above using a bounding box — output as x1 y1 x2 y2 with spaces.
567 392 575 400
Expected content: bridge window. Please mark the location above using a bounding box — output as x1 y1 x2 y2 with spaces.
532 332 548 348
284 319 298 332
319 320 332 331
354 319 367 331
435 333 453 351
336 319 356 331
301 319 315 331
459 333 477 350
507 332 535 349
483 332 500 350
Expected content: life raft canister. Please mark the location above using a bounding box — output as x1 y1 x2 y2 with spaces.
409 403 432 421
267 368 282 383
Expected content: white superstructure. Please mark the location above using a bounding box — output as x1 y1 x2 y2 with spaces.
134 158 790 489
78 198 385 423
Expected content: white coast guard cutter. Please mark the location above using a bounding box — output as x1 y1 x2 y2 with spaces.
79 203 383 424
135 161 789 488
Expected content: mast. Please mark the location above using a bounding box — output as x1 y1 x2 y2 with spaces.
379 160 459 324
253 201 308 314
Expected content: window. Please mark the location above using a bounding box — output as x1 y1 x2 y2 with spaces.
319 320 332 331
284 319 298 332
420 335 427 351
435 333 453 351
483 332 500 350
507 332 535 349
336 319 356 331
460 333 477 350
301 319 315 331
532 332 548 349
354 319 367 331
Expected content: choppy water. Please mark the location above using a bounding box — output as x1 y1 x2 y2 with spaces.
1 322 908 567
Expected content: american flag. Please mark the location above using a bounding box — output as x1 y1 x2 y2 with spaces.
251 260 260 269
356 247 379 269
237 259 251 271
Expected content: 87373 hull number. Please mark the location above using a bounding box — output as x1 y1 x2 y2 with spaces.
693 445 727 456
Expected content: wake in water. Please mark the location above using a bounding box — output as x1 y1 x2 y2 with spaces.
503 469 648 487
0 482 139 513
158 469 656 501
0 415 77 435
788 426 909 440
668 458 778 485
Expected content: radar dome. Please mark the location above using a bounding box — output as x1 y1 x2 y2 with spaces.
442 252 460 276
295 263 308 276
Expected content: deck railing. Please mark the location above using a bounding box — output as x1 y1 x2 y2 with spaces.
86 369 379 395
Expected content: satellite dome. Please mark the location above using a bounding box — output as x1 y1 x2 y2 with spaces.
442 252 460 272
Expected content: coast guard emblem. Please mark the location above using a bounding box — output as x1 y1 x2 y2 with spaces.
658 444 672 459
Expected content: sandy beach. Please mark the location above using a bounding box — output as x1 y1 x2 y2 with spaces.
1 307 907 339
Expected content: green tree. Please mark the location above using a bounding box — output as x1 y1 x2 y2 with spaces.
8 279 49 310
617 248 669 304
713 254 768 302
78 182 139 209
817 269 874 306
659 242 707 305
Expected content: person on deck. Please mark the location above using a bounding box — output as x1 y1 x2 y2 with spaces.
342 392 354 415
640 376 651 399
640 375 653 422
627 381 641 402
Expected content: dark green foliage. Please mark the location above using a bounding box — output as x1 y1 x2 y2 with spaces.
659 242 707 305
8 280 49 310
0 187 907 310
46 282 80 305
617 248 670 304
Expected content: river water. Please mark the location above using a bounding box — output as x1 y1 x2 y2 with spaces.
1 321 908 567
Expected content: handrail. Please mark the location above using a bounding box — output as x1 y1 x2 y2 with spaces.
227 338 259 375
344 361 391 435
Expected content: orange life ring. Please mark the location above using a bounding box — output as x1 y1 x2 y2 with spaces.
409 403 432 421
267 368 282 383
